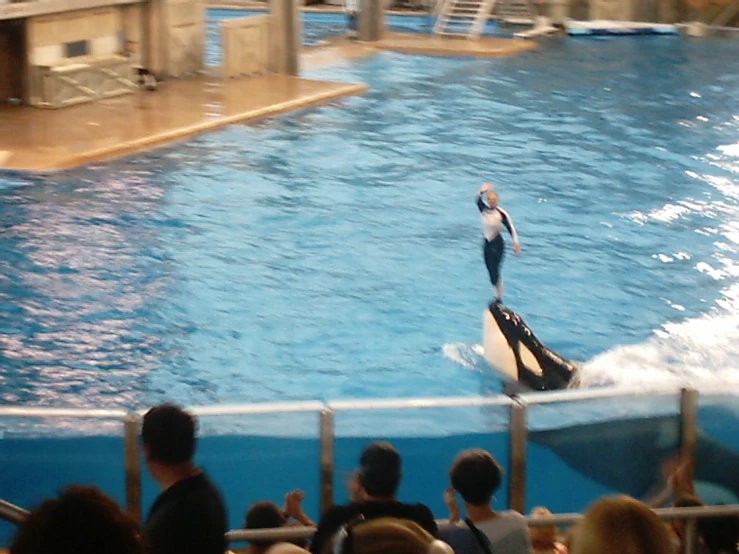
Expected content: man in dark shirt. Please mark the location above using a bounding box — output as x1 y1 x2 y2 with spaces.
142 404 228 554
310 441 437 554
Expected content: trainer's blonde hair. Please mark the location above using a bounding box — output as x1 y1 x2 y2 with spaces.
570 495 673 554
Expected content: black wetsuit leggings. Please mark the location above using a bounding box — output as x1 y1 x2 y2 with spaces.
483 235 505 289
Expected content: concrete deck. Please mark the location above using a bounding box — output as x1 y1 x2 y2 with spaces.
0 74 367 171
1 30 534 172
374 32 536 56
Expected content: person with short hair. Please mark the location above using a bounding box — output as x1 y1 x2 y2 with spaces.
569 495 674 554
10 485 145 554
142 403 228 554
309 441 437 554
440 448 533 554
244 490 316 553
245 501 288 554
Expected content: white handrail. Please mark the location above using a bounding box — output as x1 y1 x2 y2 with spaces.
520 386 679 405
0 385 737 419
224 505 739 543
0 407 128 418
181 401 327 417
432 0 448 18
0 500 29 524
328 395 515 410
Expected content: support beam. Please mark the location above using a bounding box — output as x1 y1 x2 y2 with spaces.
358 0 384 41
269 0 300 76
508 401 527 514
319 409 335 516
124 412 142 522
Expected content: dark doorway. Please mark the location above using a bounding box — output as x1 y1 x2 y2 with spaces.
0 19 26 103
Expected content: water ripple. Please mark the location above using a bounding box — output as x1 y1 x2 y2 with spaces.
1 38 739 417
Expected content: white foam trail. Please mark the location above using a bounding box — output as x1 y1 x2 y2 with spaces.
578 312 739 390
442 342 484 369
446 304 739 391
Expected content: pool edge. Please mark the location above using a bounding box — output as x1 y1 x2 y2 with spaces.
0 76 369 172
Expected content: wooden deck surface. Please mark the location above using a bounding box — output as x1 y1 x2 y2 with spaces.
1 30 534 172
0 74 366 171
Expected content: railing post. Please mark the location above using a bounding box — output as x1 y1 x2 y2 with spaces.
124 412 142 522
679 388 698 483
319 409 335 516
508 400 527 514
684 517 697 554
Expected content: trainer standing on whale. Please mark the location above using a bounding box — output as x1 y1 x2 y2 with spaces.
476 182 520 301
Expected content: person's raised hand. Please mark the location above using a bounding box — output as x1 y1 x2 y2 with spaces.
284 489 306 519
444 487 461 522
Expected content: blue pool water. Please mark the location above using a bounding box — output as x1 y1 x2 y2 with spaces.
2 37 738 414
2 30 739 547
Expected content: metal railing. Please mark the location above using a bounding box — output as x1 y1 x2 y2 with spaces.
0 500 29 525
4 493 737 552
0 386 736 520
224 504 739 543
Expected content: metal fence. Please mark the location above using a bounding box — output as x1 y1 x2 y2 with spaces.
3 494 738 554
0 387 732 519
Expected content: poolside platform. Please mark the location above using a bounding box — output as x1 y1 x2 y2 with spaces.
0 27 534 172
0 74 367 172
372 32 536 57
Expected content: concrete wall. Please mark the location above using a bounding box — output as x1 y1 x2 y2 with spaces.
26 6 122 67
222 14 270 77
147 0 204 78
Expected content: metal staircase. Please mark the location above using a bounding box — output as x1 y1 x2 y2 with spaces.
433 0 498 38
492 0 536 24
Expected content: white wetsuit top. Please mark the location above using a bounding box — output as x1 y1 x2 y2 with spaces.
477 194 519 244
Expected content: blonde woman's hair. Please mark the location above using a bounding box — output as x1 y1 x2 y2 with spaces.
529 506 558 546
570 495 674 554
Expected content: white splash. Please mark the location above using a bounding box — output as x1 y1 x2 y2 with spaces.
442 342 484 369
446 286 739 392
577 310 739 390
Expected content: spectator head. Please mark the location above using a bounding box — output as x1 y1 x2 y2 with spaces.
142 403 197 466
357 442 402 499
244 501 287 550
332 518 453 554
449 449 502 506
10 485 145 554
529 506 559 547
570 495 673 554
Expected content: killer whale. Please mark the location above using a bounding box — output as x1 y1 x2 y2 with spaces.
483 300 577 391
531 413 739 504
482 302 739 502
